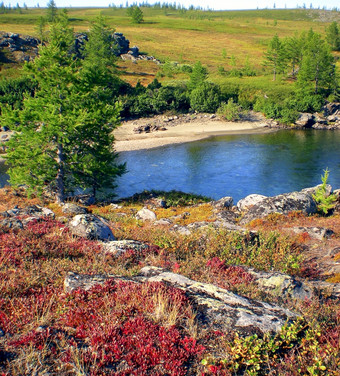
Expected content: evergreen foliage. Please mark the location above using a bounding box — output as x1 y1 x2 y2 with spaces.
325 21 340 51
188 60 208 90
312 168 337 215
46 0 57 22
189 82 221 113
1 14 125 202
263 34 286 81
128 6 144 23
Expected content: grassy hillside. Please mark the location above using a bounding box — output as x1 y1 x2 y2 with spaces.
0 7 339 86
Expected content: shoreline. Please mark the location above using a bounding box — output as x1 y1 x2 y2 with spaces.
114 113 274 152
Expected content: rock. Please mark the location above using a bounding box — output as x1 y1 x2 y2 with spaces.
295 113 314 127
313 113 328 124
129 45 139 57
100 240 148 257
65 267 297 335
1 205 55 221
322 102 340 116
216 210 239 224
69 214 115 241
248 269 313 301
0 218 23 230
237 194 267 211
154 218 173 226
240 190 317 225
327 113 340 122
213 196 233 209
292 227 334 240
301 184 332 197
136 208 157 221
61 203 88 215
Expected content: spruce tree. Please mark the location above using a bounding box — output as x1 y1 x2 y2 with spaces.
1 14 125 202
46 0 57 22
326 21 340 51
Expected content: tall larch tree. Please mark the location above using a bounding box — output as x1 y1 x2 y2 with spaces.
1 14 125 202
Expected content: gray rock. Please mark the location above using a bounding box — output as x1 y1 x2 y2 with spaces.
136 207 157 221
301 184 332 197
154 218 173 226
100 240 148 257
237 194 267 211
69 214 115 241
0 218 23 230
61 203 88 215
213 196 234 209
295 113 314 127
65 267 297 335
240 190 317 224
292 227 334 240
248 269 313 301
322 102 340 116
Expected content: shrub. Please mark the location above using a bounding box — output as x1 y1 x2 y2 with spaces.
217 98 241 121
189 82 221 113
312 168 337 215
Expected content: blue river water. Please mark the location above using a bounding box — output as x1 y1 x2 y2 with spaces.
0 129 339 202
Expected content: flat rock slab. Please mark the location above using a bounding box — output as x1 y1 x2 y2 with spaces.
100 239 149 257
64 267 297 336
292 226 334 240
69 214 115 241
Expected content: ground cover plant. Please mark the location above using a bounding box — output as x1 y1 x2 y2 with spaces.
1 188 339 375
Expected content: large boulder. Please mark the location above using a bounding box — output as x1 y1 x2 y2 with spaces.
61 203 88 215
239 190 317 224
136 207 157 221
295 113 314 127
64 267 297 335
69 214 115 241
213 196 234 209
237 194 267 211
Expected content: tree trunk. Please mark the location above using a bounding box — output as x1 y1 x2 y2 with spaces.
56 142 65 203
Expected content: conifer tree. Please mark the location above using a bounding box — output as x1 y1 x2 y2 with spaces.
1 14 125 202
188 60 208 90
326 21 340 51
46 0 57 22
264 34 286 81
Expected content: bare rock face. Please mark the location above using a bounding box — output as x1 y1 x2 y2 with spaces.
292 226 334 240
100 239 149 257
136 207 157 221
213 196 234 209
69 214 115 241
65 267 297 335
239 190 317 224
237 194 267 211
61 203 88 215
0 205 55 228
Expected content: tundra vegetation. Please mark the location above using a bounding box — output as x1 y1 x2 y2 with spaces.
0 4 339 375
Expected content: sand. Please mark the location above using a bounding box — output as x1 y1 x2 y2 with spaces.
114 113 274 152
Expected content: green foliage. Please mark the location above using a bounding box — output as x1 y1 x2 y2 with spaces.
1 14 125 202
125 189 211 207
188 60 208 90
263 34 286 80
297 30 336 95
46 0 57 22
284 33 304 77
326 21 340 51
312 168 337 215
217 98 241 121
0 76 37 114
128 6 144 24
189 82 221 113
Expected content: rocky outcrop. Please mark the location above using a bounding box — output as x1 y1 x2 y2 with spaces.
64 266 297 335
61 203 88 215
237 194 267 211
68 214 115 241
136 207 157 221
100 239 149 257
239 189 317 224
292 226 334 240
293 103 340 129
0 31 39 62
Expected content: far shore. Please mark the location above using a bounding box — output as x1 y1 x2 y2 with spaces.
114 113 275 152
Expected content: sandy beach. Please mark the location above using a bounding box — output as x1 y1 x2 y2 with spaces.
114 113 274 152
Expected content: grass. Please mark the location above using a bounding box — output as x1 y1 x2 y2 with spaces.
0 187 339 374
1 7 339 85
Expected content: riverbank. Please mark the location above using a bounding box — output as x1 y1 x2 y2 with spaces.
114 112 273 152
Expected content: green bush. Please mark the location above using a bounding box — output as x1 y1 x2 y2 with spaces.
189 82 221 113
217 98 241 121
312 168 337 215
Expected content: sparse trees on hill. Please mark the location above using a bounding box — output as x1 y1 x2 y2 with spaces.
326 21 340 51
1 14 125 202
263 34 286 81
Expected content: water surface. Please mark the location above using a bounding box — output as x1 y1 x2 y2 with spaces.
0 129 339 202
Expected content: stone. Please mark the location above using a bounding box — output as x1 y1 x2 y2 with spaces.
61 203 88 215
136 207 157 221
100 240 148 257
65 267 297 335
213 196 234 209
0 218 23 230
292 227 334 240
237 194 267 211
240 190 317 224
69 214 115 241
322 102 340 116
313 113 328 124
154 218 173 226
247 269 313 301
295 113 314 127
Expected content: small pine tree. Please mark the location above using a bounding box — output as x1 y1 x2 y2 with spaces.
326 21 340 51
131 6 144 23
312 168 337 215
188 61 208 90
46 0 57 22
263 34 286 81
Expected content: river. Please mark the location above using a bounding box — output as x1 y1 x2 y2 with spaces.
1 129 339 202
